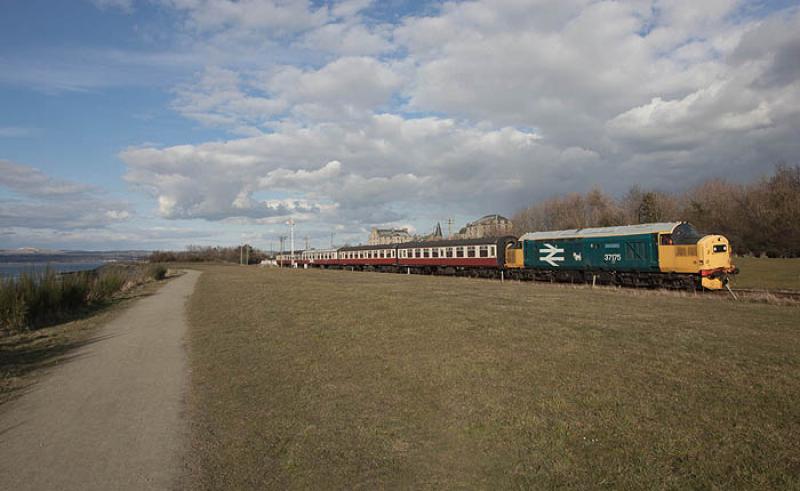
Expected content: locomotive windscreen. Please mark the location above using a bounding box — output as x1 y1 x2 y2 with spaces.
672 223 702 244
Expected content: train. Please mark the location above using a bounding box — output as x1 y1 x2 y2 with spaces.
275 222 738 290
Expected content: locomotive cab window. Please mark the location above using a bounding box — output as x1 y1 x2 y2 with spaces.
672 223 702 244
660 234 674 246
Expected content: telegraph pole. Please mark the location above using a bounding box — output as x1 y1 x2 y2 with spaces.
279 235 286 268
288 218 295 268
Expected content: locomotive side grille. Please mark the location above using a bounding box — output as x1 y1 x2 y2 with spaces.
676 246 697 257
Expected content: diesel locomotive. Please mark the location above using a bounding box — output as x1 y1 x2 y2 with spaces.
276 221 738 290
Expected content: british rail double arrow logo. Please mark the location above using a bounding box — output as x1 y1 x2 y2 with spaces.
539 243 565 267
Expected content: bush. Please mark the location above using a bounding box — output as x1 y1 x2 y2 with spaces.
88 270 125 304
148 264 167 281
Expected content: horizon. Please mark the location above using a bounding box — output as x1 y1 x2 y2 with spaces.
2 0 799 252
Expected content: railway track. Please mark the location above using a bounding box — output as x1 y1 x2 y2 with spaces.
730 288 800 300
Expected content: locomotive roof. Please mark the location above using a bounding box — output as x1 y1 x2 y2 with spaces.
519 222 683 241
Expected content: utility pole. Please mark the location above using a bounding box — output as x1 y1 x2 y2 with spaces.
304 235 310 250
239 245 243 265
288 218 295 268
447 217 453 238
279 235 286 268
245 245 249 265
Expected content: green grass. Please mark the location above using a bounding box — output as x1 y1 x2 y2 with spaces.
185 265 800 489
733 256 800 291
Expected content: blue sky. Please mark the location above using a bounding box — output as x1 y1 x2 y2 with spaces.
1 0 799 251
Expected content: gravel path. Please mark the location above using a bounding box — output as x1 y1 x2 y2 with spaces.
0 270 200 490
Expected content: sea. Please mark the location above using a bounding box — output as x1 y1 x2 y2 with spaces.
0 262 107 279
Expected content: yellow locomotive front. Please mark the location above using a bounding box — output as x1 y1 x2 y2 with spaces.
657 223 738 290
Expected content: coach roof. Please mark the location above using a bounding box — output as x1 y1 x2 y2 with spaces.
520 222 683 241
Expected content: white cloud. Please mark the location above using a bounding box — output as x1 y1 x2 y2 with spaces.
0 160 133 230
164 0 328 34
0 126 39 138
173 56 403 129
88 0 135 12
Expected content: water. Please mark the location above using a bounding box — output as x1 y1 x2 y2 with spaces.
0 262 106 278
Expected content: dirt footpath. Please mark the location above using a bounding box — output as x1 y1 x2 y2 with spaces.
0 270 200 491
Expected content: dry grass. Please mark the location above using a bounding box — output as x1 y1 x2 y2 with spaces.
733 256 800 291
185 265 800 489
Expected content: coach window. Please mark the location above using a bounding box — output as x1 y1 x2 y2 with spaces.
456 247 464 258
479 246 489 258
446 247 453 258
489 246 496 257
467 246 476 258
423 248 430 258
431 248 439 258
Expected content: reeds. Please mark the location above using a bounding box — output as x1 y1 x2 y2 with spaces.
0 263 167 334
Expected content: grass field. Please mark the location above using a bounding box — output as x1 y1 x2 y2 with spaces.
185 265 800 489
732 256 800 291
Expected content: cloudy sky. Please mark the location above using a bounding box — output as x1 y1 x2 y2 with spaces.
1 0 798 250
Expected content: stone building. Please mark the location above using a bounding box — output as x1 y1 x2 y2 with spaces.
368 227 412 245
457 214 513 239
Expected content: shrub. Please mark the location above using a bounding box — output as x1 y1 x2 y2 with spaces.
88 270 126 304
148 263 167 280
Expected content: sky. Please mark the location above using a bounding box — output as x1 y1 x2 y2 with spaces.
1 0 799 251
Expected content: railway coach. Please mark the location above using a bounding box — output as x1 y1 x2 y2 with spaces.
302 236 516 276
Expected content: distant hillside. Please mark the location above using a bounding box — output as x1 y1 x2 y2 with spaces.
0 249 151 264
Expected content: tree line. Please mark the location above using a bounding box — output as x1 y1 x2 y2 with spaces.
149 245 266 264
511 165 800 257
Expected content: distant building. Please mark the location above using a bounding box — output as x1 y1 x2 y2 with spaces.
417 222 444 242
457 214 513 238
368 227 412 245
